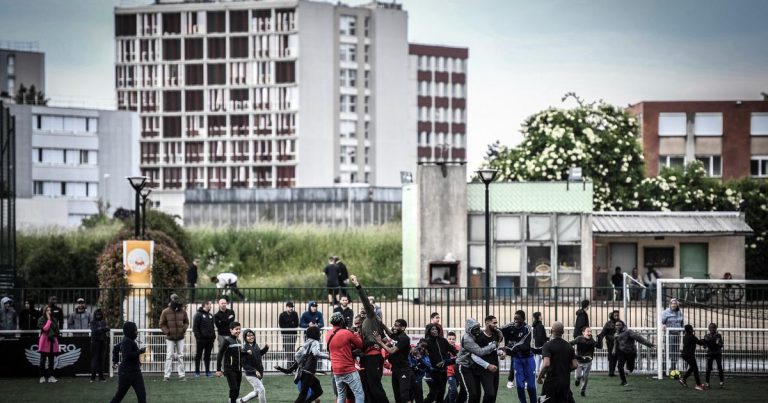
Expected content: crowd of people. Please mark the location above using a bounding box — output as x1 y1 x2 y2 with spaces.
0 260 731 403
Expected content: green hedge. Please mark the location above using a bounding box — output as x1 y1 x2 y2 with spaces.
189 224 402 288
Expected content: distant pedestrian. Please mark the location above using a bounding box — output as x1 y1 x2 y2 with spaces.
572 300 590 339
299 301 324 329
193 300 216 377
323 257 341 304
37 305 61 383
0 296 17 331
531 312 548 375
629 268 642 301
703 322 724 388
613 321 654 386
536 322 577 403
279 301 300 365
678 324 706 390
211 272 247 301
335 256 350 298
215 297 236 351
188 258 199 302
159 293 189 381
68 297 92 330
19 299 40 330
611 267 623 301
90 308 109 382
109 321 146 403
333 295 355 329
644 266 661 300
570 326 597 397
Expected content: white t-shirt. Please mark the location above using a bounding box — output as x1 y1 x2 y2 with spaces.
216 272 238 288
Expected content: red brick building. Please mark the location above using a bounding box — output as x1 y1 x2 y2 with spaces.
628 99 768 180
409 44 468 163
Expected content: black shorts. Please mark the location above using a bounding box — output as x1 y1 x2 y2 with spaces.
540 381 573 403
327 286 340 295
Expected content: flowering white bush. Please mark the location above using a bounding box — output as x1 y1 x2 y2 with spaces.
484 94 644 210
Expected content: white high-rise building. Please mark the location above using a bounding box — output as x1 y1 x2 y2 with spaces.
114 0 415 215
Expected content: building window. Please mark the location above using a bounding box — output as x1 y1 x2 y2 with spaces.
694 113 722 136
752 113 768 136
33 181 43 195
7 54 16 75
495 215 522 241
340 120 357 139
340 95 356 113
751 157 768 177
340 44 356 62
527 216 552 241
339 15 356 36
659 155 685 170
658 113 686 136
695 155 722 177
7 77 14 94
340 69 357 87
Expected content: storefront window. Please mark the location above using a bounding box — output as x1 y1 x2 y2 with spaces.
557 245 581 287
528 216 551 241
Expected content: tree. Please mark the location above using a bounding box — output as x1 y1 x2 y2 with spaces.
14 83 48 105
484 93 645 210
635 161 741 212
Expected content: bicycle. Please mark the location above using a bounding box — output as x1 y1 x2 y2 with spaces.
691 283 744 303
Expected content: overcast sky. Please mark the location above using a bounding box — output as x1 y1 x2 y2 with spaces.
1 0 767 171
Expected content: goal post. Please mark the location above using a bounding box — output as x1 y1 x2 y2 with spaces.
656 278 768 380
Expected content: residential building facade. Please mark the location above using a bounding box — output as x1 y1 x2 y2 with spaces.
11 104 139 227
0 43 45 99
628 99 768 180
114 0 415 215
409 44 468 163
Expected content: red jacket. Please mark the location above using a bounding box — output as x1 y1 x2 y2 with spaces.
326 326 362 375
447 342 460 377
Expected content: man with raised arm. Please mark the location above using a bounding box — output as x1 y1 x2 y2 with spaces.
349 274 392 403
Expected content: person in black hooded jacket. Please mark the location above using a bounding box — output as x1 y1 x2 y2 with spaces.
89 309 109 382
530 312 548 376
573 300 590 339
194 300 216 377
110 321 146 403
241 329 269 403
423 323 457 403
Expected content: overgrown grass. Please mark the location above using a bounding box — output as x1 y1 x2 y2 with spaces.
188 224 402 288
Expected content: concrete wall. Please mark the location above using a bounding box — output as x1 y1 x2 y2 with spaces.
0 49 45 96
296 1 335 186
418 165 467 287
15 198 68 229
371 6 414 187
98 109 140 214
593 236 747 281
401 182 419 287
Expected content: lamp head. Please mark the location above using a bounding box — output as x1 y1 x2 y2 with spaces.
126 176 148 190
476 169 498 185
140 187 152 199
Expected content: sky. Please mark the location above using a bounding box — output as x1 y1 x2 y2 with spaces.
1 0 767 171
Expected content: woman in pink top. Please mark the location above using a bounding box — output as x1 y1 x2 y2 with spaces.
37 306 61 383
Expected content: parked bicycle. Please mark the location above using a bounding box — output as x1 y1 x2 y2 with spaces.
691 283 745 303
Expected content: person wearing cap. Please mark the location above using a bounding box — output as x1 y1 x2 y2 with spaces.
0 296 17 331
661 298 684 377
68 297 92 330
299 301 324 329
279 301 299 366
159 293 190 381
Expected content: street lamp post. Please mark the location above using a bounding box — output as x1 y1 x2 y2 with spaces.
126 176 147 239
140 187 152 238
477 168 498 319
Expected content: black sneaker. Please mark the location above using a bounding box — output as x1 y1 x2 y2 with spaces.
608 373 616 377
679 378 688 388
621 381 628 386
580 390 585 397
575 379 580 387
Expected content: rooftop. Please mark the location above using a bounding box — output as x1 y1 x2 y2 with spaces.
592 211 753 236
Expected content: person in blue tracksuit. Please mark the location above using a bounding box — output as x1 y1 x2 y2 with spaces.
500 310 536 403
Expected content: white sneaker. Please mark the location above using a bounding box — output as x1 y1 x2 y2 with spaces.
48 376 58 383
506 380 514 389
39 377 46 384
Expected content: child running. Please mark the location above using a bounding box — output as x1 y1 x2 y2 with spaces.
109 321 146 403
679 324 706 391
241 329 269 403
294 326 329 403
703 322 724 388
570 326 598 397
217 321 249 403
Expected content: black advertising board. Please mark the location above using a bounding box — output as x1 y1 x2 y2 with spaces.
0 335 107 377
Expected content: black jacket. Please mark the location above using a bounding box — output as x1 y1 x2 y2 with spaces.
243 341 269 376
573 309 589 339
570 336 598 363
217 335 248 373
49 305 64 328
681 333 705 358
423 324 457 372
279 311 299 334
531 320 549 354
19 307 41 331
333 305 355 329
90 313 109 342
193 308 216 340
113 322 143 374
704 332 724 356
597 318 618 350
187 263 198 285
214 309 236 336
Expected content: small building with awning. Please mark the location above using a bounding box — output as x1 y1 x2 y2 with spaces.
592 211 753 288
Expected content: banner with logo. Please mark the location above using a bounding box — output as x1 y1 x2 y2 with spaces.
123 240 154 287
0 334 105 377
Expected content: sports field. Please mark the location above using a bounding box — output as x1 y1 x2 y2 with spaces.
0 373 763 403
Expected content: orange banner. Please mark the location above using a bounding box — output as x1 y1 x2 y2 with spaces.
123 241 154 287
